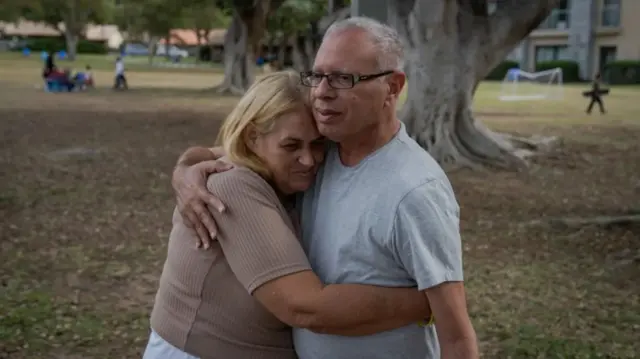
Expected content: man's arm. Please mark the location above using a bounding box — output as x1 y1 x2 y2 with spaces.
210 172 431 337
393 178 479 358
426 282 477 358
172 146 231 247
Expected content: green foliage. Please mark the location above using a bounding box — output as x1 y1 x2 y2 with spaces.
76 40 108 54
0 0 26 22
537 60 580 82
114 0 230 43
16 37 107 54
268 0 328 39
603 60 640 85
19 0 112 34
485 60 520 80
181 0 231 34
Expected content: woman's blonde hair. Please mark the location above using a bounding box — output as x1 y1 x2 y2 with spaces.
216 71 310 178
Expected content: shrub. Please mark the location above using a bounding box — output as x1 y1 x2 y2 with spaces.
486 60 520 81
19 37 107 54
536 60 580 82
602 60 640 85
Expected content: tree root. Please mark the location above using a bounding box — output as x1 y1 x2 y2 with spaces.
526 214 640 229
500 133 560 153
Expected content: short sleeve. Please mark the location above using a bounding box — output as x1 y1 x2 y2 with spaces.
207 169 312 294
391 178 464 290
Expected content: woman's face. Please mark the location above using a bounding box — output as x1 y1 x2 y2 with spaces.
251 107 326 195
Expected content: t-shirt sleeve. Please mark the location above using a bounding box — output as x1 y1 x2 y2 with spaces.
391 178 464 291
207 170 312 294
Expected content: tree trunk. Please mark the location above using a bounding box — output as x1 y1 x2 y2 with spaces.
147 36 159 66
389 0 562 170
292 6 350 72
277 34 288 70
291 32 315 72
214 14 254 95
194 29 202 64
64 30 78 61
215 0 285 94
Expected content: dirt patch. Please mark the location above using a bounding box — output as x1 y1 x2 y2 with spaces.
1 86 639 359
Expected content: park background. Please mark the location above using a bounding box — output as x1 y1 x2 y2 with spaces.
1 0 639 358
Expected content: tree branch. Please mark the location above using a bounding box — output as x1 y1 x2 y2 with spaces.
482 0 562 68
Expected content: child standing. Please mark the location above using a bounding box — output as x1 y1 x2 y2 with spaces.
113 56 128 90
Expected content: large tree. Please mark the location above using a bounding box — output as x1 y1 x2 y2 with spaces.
389 0 561 170
214 0 286 94
281 0 350 71
181 1 230 64
21 0 112 60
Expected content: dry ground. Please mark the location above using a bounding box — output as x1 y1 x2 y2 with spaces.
1 61 639 359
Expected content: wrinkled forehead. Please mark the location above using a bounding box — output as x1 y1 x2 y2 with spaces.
313 30 379 74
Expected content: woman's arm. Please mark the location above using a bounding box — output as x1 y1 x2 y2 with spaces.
172 146 231 245
210 171 430 338
253 271 430 336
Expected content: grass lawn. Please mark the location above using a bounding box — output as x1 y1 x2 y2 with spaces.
0 51 224 74
1 59 639 359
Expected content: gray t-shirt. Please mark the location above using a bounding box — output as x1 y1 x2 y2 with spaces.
294 122 463 359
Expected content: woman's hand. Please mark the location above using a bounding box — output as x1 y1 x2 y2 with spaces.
172 160 233 248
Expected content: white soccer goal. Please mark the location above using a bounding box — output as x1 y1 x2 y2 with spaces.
499 67 564 101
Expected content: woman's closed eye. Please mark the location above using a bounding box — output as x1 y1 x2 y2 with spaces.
282 143 300 152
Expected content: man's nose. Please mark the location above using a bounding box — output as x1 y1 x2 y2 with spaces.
313 77 335 99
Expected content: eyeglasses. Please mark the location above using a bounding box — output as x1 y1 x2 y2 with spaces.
300 70 393 89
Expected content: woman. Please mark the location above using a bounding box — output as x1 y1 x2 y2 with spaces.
144 72 430 359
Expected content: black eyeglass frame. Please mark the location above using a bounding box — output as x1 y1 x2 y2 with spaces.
300 70 394 89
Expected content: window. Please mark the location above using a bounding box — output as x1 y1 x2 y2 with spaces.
601 0 620 27
535 45 570 62
539 0 570 29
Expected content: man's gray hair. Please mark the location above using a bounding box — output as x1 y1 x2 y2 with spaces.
323 16 405 72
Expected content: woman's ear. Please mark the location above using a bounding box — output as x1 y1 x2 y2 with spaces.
243 126 259 151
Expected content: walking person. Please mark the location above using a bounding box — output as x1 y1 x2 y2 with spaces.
585 72 607 114
113 56 128 90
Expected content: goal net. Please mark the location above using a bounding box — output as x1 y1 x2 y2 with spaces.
499 67 564 101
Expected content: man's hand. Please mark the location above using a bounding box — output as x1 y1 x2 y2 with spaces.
172 160 233 248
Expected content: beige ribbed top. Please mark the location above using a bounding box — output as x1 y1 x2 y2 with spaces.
150 166 312 359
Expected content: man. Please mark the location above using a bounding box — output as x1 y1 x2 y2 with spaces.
585 72 607 115
172 17 478 359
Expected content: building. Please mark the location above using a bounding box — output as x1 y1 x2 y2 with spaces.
509 0 638 79
0 20 124 50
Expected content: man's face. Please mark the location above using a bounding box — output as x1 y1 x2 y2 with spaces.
310 30 390 142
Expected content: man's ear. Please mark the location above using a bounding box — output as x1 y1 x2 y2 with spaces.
385 72 406 106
